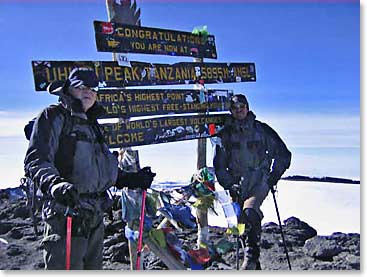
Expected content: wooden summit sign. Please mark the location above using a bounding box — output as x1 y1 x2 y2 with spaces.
32 60 256 91
94 20 217 59
97 89 233 119
103 113 227 148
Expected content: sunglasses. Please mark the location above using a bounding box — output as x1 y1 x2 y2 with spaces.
74 85 98 92
231 103 247 110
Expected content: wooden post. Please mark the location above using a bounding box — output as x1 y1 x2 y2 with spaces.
193 54 209 248
106 0 141 61
105 0 143 270
194 57 207 170
105 1 187 270
106 0 141 25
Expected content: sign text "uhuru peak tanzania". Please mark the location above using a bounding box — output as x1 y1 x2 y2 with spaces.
32 61 256 91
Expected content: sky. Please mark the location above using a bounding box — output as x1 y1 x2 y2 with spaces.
0 0 361 188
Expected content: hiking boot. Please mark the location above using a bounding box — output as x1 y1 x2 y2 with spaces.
242 261 261 270
241 257 257 270
241 247 261 270
239 208 262 270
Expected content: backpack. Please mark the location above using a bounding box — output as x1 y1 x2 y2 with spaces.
24 118 36 140
21 104 74 236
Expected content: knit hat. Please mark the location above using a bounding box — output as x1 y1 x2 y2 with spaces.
66 67 99 89
47 67 99 95
230 94 249 109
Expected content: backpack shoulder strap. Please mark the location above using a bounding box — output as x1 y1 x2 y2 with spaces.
52 104 74 137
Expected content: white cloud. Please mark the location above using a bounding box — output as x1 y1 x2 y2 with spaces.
258 112 360 148
261 180 360 235
0 110 360 188
0 109 359 148
0 110 38 138
209 180 360 235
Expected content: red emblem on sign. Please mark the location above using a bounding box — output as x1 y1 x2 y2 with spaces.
209 123 216 135
102 22 114 34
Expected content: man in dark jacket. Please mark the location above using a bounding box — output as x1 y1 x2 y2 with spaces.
24 67 156 270
213 94 291 270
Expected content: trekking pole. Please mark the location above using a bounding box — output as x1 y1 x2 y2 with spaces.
235 178 244 270
136 189 147 270
236 234 240 270
64 207 77 270
270 186 292 270
65 214 72 270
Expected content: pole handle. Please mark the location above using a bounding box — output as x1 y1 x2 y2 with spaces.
65 216 72 270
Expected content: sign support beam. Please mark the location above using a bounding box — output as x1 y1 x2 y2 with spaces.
194 56 207 170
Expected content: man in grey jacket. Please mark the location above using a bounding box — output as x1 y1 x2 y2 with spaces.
213 94 291 270
24 67 155 270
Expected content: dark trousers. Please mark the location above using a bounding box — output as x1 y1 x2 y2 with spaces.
41 215 104 270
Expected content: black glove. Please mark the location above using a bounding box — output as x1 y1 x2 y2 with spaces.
268 170 282 188
116 167 156 190
50 182 79 208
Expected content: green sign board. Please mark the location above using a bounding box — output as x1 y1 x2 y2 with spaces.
94 20 217 59
97 88 233 119
103 113 228 148
32 60 256 91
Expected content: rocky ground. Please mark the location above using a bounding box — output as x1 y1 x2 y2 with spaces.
0 187 360 271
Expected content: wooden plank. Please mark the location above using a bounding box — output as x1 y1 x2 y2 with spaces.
97 88 233 119
103 113 228 148
31 60 256 91
94 20 217 59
